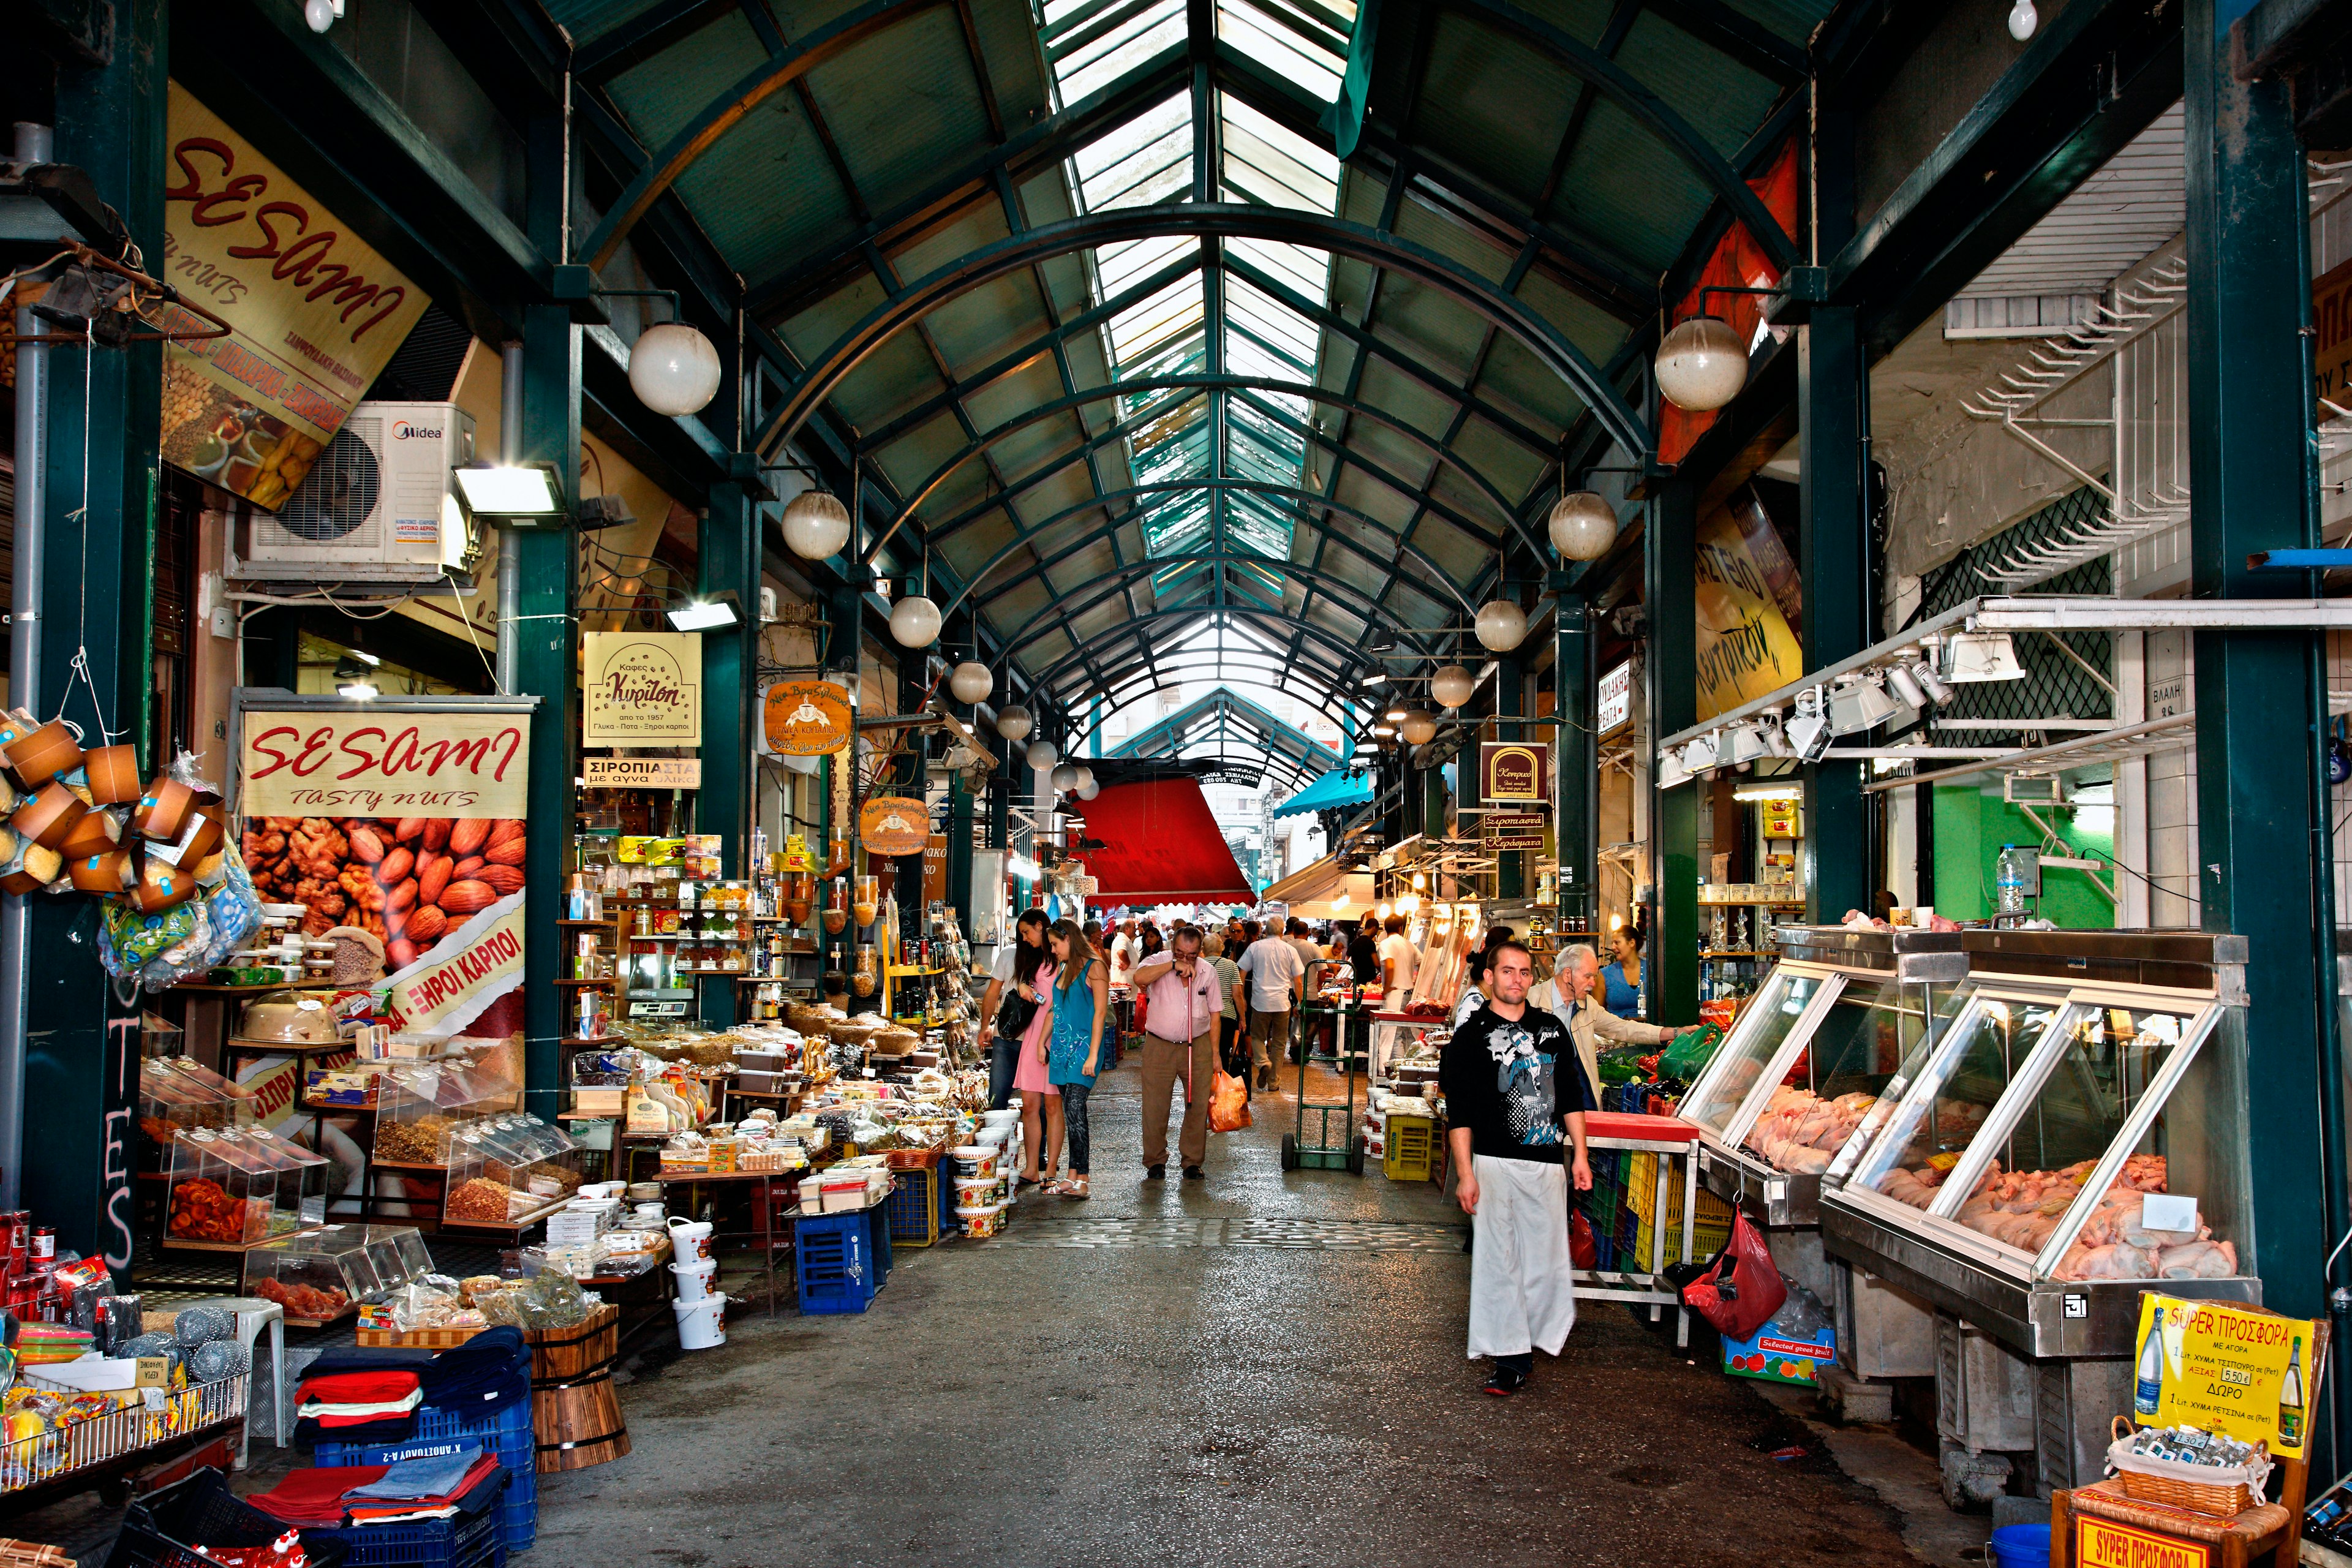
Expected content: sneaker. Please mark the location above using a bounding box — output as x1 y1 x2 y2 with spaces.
1483 1365 1528 1397
1144 1164 1166 1181
1182 1165 1204 1181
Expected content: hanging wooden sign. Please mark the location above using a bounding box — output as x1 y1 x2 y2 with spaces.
763 680 854 755
1479 741 1551 805
859 796 929 856
582 632 701 747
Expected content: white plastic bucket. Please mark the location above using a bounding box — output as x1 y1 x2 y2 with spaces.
668 1215 714 1262
669 1257 717 1301
673 1291 728 1350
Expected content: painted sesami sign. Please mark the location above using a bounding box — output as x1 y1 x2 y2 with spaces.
239 709 530 818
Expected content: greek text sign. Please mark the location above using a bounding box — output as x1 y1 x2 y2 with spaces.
240 708 530 818
584 631 703 747
1481 811 1548 851
2130 1293 2318 1460
583 756 701 790
860 797 929 856
763 680 854 755
2076 1516 2207 1568
1479 742 1551 805
1597 660 1633 736
160 81 431 510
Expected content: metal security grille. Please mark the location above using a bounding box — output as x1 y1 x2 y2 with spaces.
1915 487 2116 729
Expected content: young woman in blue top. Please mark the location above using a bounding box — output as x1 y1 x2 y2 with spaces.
1600 926 1644 1021
1041 918 1110 1199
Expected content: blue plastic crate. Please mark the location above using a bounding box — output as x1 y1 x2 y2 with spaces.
884 1167 940 1245
794 1210 880 1314
315 1400 535 1555
317 1471 507 1568
866 1204 892 1286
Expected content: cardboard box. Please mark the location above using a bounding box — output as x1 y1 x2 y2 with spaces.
1722 1319 1837 1385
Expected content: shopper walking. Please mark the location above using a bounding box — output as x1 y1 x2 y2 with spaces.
1237 918 1304 1091
1041 919 1109 1199
1129 923 1224 1180
1441 940 1593 1396
1450 925 1516 1027
1204 931 1245 1082
1010 944 1061 1189
978 910 1050 1110
1377 913 1419 1009
1541 943 1686 1114
1109 918 1139 1041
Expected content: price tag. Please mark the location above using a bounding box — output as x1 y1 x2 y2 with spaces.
135 1357 170 1389
2142 1193 2198 1234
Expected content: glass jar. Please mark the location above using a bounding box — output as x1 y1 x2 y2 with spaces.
823 878 848 935
785 873 813 926
853 944 878 997
852 876 878 931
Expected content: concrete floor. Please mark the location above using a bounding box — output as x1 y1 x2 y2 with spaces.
540 1058 1951 1567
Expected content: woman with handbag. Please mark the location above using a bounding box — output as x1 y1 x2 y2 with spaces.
1041 918 1110 1199
1009 928 1062 1190
980 911 1050 1112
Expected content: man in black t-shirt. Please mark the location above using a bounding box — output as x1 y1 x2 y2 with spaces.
1440 940 1594 1396
1346 915 1381 989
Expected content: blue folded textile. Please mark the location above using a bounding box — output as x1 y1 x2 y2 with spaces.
344 1443 483 1501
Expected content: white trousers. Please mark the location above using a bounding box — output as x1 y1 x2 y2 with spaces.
1466 1154 1578 1359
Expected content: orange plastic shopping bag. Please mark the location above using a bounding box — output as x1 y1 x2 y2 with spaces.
1208 1068 1253 1132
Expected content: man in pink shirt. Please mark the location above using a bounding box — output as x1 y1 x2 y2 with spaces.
1128 922 1226 1181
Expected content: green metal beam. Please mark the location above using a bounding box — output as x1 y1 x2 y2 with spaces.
1646 477 1698 1028
1553 579 1594 932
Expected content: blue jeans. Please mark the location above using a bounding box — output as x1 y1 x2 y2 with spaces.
988 1036 1021 1111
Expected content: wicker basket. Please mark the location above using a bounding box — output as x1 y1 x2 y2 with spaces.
2107 1417 2264 1517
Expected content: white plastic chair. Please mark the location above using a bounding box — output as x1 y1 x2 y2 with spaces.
176 1294 286 1469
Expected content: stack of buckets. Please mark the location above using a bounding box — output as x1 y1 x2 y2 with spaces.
667 1213 729 1349
956 1107 1023 1237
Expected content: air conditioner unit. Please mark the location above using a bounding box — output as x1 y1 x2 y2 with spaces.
230 401 475 582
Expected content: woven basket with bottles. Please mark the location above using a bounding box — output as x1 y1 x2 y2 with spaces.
2105 1418 2269 1517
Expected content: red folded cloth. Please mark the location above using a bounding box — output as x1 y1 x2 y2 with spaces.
340 1455 502 1526
247 1464 391 1526
294 1371 418 1407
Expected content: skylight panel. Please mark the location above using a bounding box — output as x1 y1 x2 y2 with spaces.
1052 0 1187 102
1076 93 1193 211
1219 97 1338 212
1217 0 1353 102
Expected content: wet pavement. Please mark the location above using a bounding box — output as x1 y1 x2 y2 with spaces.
541 1057 1936 1567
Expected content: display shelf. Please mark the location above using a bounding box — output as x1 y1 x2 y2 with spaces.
437 1196 570 1234
557 920 609 929
554 978 614 987
559 1035 625 1047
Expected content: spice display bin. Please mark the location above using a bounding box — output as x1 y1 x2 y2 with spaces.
163 1127 326 1250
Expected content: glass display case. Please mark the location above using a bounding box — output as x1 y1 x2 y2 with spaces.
371 1057 515 1166
241 1224 432 1324
1681 927 1967 1226
164 1127 326 1249
1821 930 2255 1360
137 1057 253 1171
440 1114 584 1227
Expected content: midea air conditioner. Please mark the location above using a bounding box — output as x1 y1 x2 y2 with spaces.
231 401 475 582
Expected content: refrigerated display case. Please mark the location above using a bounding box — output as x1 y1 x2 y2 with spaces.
1679 926 1967 1227
1820 930 2255 1362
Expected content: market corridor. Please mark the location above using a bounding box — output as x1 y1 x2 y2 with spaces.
537 1061 1929 1568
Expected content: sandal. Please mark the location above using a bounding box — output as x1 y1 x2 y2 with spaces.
1061 1177 1091 1200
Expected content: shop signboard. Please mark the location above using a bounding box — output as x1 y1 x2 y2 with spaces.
158 82 431 510
860 796 929 856
1480 812 1548 851
582 631 703 747
1596 660 1633 736
233 696 533 1112
2075 1516 2206 1568
582 756 701 790
2129 1293 2320 1461
762 679 854 755
924 834 949 905
1695 491 1804 722
1479 742 1550 805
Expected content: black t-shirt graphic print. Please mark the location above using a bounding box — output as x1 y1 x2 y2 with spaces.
1440 1005 1594 1165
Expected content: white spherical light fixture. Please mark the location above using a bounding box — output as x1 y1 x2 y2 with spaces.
1400 711 1438 745
304 0 336 30
780 490 851 560
2007 0 2037 39
1654 314 1749 412
1050 763 1080 793
627 322 722 417
888 594 941 648
949 662 993 704
1475 599 1528 652
1072 765 1095 793
1027 739 1058 772
1077 778 1100 801
1548 490 1619 561
1430 664 1476 710
995 704 1033 742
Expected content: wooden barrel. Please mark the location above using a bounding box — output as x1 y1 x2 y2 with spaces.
533 1377 628 1472
524 1303 618 1382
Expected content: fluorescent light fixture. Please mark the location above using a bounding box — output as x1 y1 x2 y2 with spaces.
1362 673 1387 685
349 649 380 667
666 593 742 631
1732 784 1803 802
337 679 377 700
451 461 565 522
1383 706 1408 721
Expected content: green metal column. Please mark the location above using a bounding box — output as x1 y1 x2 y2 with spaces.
2185 0 2342 1355
1646 478 1698 1026
1801 81 1872 924
1421 759 1447 840
1553 581 1593 936
698 478 758 878
18 0 167 1270
1496 651 1525 899
514 101 581 1119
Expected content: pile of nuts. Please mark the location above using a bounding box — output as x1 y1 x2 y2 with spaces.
374 1113 456 1164
243 815 526 965
443 1177 518 1223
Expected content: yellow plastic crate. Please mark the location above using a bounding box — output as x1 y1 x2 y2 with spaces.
1383 1115 1436 1182
1623 1152 1734 1269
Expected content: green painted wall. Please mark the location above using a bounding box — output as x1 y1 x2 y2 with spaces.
1930 786 2117 928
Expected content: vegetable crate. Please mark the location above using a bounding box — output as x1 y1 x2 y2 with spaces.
793 1211 881 1314
884 1167 940 1246
316 1472 508 1568
316 1398 536 1556
1382 1116 1435 1182
1623 1151 1733 1270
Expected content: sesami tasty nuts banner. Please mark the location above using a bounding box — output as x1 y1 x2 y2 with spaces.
236 701 532 1044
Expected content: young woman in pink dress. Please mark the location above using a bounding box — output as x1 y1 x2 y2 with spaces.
1012 954 1060 1187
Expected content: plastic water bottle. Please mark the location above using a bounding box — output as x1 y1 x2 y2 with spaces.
1996 845 2030 917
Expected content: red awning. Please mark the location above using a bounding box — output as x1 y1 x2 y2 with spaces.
1067 778 1254 904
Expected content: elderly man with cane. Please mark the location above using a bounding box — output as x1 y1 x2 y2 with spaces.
1129 924 1226 1182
